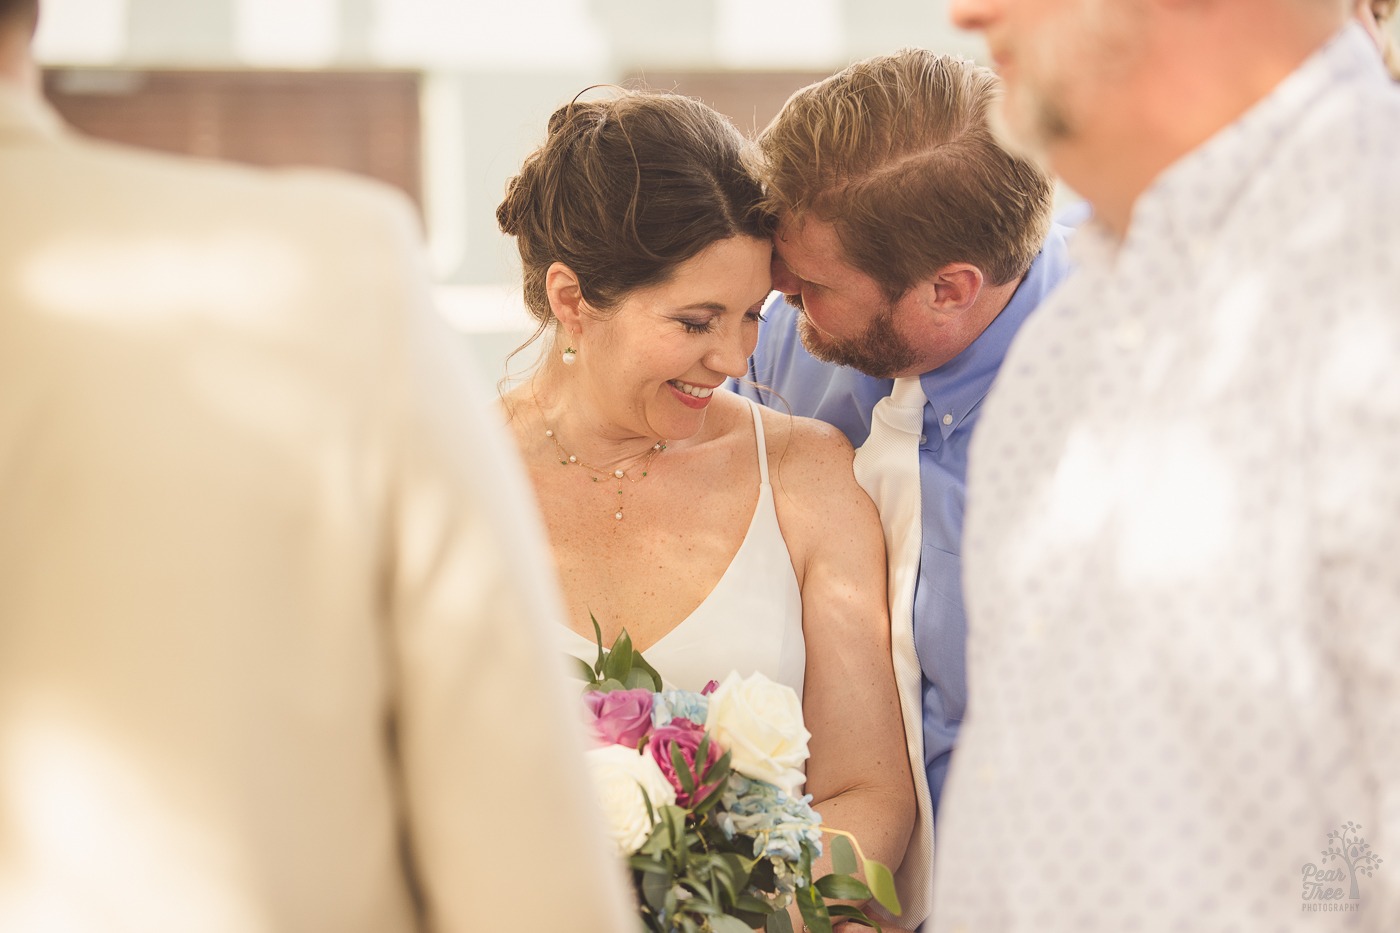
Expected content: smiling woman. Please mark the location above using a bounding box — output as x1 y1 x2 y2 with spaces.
496 88 916 929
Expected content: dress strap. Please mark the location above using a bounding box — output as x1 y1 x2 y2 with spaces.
745 396 770 486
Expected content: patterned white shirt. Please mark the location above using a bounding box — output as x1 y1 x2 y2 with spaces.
933 24 1400 933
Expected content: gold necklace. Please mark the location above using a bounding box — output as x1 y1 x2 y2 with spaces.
545 428 667 521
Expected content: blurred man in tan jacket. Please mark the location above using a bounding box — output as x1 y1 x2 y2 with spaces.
0 2 632 930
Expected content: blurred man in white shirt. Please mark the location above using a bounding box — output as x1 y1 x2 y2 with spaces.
936 0 1400 930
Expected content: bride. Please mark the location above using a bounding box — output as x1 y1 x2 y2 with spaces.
496 89 915 901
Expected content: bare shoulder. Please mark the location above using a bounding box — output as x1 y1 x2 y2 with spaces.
751 403 858 491
749 403 876 541
745 401 883 586
749 400 852 456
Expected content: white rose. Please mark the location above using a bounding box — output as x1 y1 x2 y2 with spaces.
705 671 810 796
584 744 677 855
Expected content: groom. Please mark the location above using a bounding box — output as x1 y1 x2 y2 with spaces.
735 49 1070 927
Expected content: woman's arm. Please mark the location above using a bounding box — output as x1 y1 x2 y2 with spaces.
767 410 917 901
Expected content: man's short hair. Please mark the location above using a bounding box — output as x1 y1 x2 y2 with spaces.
756 49 1054 294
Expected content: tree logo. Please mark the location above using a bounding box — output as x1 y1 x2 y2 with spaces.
1301 822 1384 911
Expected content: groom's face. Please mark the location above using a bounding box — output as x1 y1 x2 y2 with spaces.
770 214 921 379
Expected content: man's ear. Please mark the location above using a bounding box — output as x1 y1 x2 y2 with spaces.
546 262 586 334
916 263 984 315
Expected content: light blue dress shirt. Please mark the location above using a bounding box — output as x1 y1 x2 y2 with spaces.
732 225 1073 819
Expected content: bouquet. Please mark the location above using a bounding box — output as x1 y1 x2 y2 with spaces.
572 621 900 933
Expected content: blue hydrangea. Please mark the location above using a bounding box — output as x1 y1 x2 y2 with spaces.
719 775 824 892
650 689 709 728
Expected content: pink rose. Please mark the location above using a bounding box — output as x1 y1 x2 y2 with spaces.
584 689 655 748
646 719 724 807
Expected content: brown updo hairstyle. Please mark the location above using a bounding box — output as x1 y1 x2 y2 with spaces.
497 89 771 354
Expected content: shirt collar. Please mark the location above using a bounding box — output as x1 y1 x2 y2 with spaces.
1120 22 1381 270
920 222 1075 440
0 82 63 142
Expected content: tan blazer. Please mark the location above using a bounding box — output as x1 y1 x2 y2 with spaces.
0 86 632 933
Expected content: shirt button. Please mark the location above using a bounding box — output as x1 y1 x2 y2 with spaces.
942 413 953 426
919 434 927 445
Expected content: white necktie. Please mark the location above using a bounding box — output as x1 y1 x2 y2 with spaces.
854 376 926 629
852 375 935 926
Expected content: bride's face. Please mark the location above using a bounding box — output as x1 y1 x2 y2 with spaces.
577 235 773 441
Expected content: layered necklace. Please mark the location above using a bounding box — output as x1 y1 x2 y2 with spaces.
545 427 668 521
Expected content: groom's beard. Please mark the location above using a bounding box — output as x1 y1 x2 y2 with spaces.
793 297 919 381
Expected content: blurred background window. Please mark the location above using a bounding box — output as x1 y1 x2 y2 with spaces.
44 69 422 206
36 1 1397 387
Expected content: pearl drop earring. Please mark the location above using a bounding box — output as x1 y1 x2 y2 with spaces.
561 346 577 365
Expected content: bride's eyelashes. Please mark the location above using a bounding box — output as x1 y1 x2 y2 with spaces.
680 318 716 334
677 301 767 333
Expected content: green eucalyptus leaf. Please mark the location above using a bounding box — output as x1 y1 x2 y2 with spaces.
641 871 669 912
694 733 712 765
714 853 749 902
734 893 770 914
596 677 627 693
693 735 714 790
830 834 858 876
665 807 688 868
766 910 796 933
604 629 635 682
631 648 664 692
669 742 697 796
814 874 873 901
708 917 754 933
828 904 881 929
623 667 655 690
645 808 676 852
638 830 668 858
795 885 833 933
863 859 902 916
690 776 730 816
570 655 598 684
701 749 732 783
628 854 669 874
659 804 687 830
680 878 714 911
733 909 769 929
589 612 606 672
